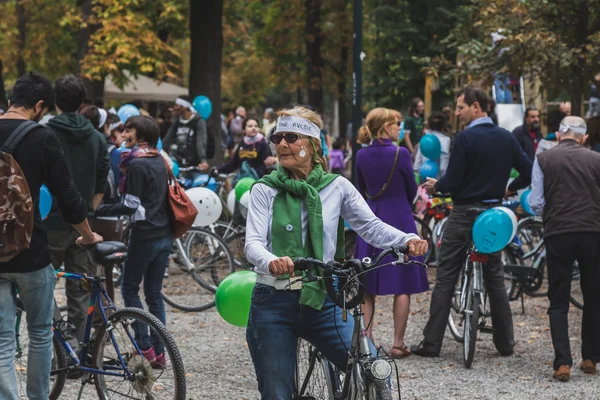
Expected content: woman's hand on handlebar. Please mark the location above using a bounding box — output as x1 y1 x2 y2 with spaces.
268 256 295 277
406 238 428 257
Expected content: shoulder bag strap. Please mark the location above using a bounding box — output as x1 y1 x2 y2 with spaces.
365 146 400 200
0 120 39 154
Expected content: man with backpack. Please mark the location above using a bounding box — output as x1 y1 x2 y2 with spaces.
0 72 102 400
43 74 109 355
163 95 213 173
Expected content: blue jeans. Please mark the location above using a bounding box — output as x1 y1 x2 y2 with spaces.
121 235 173 354
0 265 56 400
246 284 377 399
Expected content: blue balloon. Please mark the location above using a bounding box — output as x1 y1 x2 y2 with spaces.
472 207 518 254
157 138 163 152
117 104 140 123
172 160 180 178
420 159 439 180
420 134 441 160
39 185 52 220
520 189 535 216
192 96 212 120
398 121 405 142
192 174 217 192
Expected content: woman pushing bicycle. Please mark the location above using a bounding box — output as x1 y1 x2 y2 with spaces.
244 106 428 399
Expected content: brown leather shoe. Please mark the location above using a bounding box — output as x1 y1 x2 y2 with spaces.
552 365 571 382
580 360 597 374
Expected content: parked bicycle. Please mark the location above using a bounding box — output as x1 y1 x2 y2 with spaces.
16 241 186 399
293 245 426 399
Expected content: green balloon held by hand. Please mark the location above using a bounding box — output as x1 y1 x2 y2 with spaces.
215 270 257 327
235 177 256 201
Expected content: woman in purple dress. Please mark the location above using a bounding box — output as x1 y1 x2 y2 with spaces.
355 107 430 358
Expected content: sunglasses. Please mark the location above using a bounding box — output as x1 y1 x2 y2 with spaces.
270 133 301 144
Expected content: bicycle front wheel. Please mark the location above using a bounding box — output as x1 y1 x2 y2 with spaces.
295 339 336 400
92 307 186 400
463 268 479 369
367 379 392 400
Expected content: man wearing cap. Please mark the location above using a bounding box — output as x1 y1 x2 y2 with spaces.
163 95 209 172
529 116 600 382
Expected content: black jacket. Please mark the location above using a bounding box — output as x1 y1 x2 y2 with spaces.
44 113 109 231
435 123 532 204
163 114 207 167
512 123 542 161
0 120 87 273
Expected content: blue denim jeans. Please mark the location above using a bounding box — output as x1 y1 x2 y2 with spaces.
246 284 377 399
121 235 173 355
0 265 56 400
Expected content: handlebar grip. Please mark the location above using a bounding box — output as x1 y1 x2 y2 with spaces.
293 257 311 271
394 245 409 255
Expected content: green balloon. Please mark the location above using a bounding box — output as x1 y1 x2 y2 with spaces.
215 270 257 327
414 172 420 185
510 168 519 179
235 178 256 201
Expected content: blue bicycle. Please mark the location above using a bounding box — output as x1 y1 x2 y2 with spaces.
16 242 186 399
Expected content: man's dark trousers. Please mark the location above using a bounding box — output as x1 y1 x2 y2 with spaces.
545 233 600 369
421 204 515 354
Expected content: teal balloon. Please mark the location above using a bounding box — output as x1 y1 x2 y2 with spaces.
39 185 52 220
117 104 140 123
420 134 441 160
192 95 212 120
157 138 163 151
398 121 405 142
520 189 535 216
472 207 518 254
215 270 257 327
172 160 180 178
420 159 439 180
235 177 256 201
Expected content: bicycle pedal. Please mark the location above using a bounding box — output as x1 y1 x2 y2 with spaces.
479 325 495 334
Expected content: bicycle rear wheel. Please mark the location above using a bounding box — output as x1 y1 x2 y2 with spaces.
463 267 479 369
15 299 66 400
92 307 186 400
570 262 584 310
448 281 464 343
295 339 336 399
224 231 249 271
162 228 234 312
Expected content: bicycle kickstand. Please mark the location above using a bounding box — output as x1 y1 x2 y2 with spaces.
520 291 525 315
76 374 94 400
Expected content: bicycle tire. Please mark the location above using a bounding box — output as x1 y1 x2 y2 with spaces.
413 216 434 264
15 300 67 400
367 379 392 400
224 231 248 271
163 228 235 312
92 307 186 400
295 339 336 400
501 248 519 301
570 263 584 310
448 282 464 343
463 267 479 369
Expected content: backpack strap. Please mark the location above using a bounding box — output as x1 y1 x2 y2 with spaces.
0 120 40 154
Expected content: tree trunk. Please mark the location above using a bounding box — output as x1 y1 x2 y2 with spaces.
16 0 26 77
76 0 92 73
0 60 7 106
570 72 584 117
338 45 349 139
305 0 324 113
189 0 224 163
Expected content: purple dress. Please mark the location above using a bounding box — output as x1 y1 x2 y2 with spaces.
355 139 429 295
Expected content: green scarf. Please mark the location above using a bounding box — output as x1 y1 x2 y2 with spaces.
257 165 345 310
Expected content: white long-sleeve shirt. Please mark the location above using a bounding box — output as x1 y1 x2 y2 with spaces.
528 157 545 216
245 176 420 276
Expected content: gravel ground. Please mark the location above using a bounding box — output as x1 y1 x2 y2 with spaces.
26 268 600 399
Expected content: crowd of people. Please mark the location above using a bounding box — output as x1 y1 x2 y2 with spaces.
1 69 600 400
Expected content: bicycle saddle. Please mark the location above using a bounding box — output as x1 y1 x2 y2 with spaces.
90 241 128 265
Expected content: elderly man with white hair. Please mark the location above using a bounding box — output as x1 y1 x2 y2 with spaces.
529 116 600 382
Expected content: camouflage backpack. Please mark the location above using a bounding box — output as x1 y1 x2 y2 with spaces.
0 121 40 261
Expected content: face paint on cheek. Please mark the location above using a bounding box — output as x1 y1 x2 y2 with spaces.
299 145 307 158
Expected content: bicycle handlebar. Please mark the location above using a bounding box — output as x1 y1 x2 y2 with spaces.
294 246 410 309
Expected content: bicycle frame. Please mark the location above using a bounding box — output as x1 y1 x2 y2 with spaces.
53 271 141 379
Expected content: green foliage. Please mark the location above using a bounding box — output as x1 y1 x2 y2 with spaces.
363 0 467 112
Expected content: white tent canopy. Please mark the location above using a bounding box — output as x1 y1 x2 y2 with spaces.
104 72 188 101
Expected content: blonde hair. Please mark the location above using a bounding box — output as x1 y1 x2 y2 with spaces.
277 106 328 171
357 107 402 144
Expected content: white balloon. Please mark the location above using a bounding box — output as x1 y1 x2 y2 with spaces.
227 190 236 215
239 191 251 219
495 206 518 240
185 187 223 227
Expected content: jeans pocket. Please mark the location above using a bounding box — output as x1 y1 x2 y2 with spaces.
252 283 275 303
16 265 56 292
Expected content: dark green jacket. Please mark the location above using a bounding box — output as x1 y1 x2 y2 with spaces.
44 113 109 231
